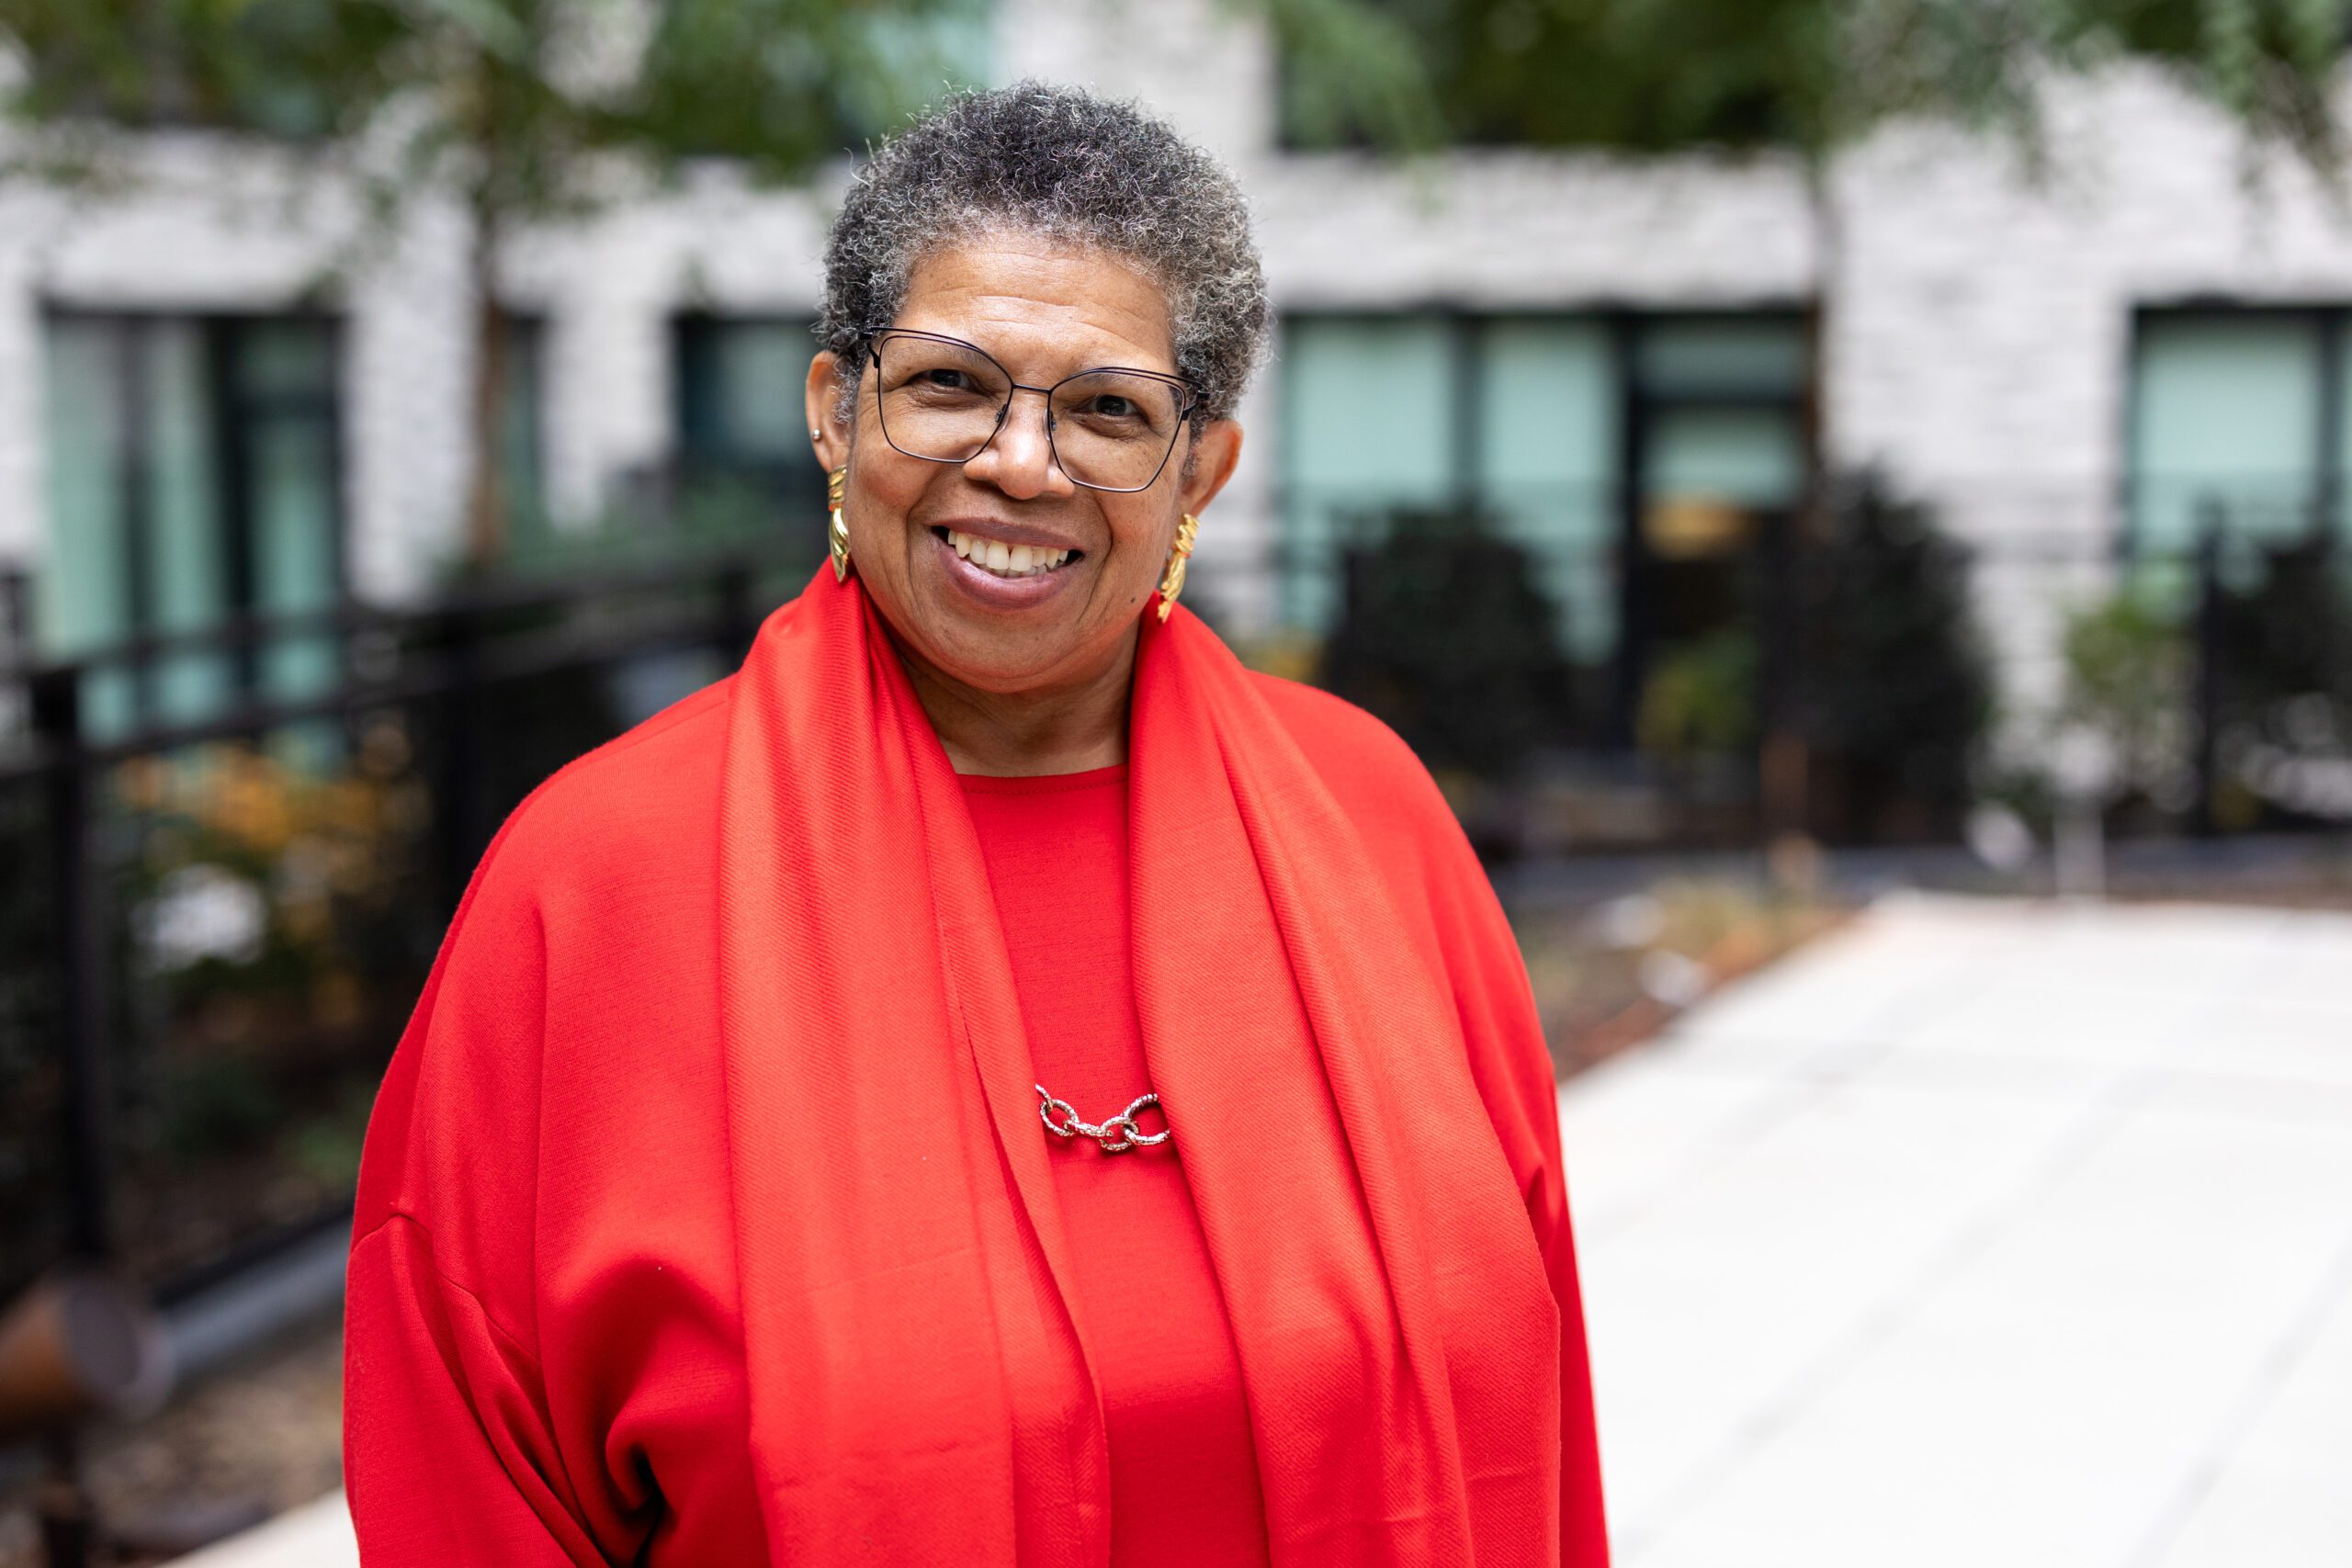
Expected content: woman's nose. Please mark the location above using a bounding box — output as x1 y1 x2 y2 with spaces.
964 389 1075 500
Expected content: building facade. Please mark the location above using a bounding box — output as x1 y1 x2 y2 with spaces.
4 0 2349 740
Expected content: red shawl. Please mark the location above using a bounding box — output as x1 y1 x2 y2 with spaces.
346 568 1607 1566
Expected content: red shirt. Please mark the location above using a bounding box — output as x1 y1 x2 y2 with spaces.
961 765 1272 1566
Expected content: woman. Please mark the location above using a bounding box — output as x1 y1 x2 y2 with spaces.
345 82 1606 1567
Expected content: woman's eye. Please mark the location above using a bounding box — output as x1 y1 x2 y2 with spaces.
917 368 974 390
1086 395 1137 419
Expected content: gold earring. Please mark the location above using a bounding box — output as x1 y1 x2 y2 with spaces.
827 465 852 582
1157 513 1199 623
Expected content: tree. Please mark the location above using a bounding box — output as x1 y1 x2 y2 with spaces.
0 0 993 569
1279 0 2348 169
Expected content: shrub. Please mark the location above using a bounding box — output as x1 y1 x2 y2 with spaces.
1789 473 1994 839
1317 508 1576 779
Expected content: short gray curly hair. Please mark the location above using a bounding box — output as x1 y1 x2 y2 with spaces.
819 81 1271 427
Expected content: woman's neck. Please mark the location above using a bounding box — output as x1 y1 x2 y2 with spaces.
897 626 1137 778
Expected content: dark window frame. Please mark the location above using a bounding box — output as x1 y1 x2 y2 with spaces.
40 306 348 718
670 310 828 519
497 310 550 539
2123 300 2351 558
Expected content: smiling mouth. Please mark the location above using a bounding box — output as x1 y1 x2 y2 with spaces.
934 526 1083 581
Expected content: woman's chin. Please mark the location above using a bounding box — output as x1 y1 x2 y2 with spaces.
897 593 1091 695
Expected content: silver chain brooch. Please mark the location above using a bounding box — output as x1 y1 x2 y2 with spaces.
1036 1085 1171 1155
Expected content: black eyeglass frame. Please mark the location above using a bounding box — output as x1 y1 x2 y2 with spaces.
862 328 1202 494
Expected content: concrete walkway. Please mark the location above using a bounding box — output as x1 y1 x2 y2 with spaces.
165 1492 352 1568
1566 894 2352 1567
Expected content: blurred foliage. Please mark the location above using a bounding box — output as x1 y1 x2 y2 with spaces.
2204 535 2352 826
114 739 439 1171
2054 535 2352 830
1281 0 2033 155
14 0 2336 200
2059 579 2194 803
119 739 427 992
1791 472 1993 837
1279 0 2351 172
0 0 991 189
495 477 811 580
1318 507 1576 777
1627 477 1991 840
0 728 454 1286
1638 629 1757 761
1251 0 1453 149
2098 0 2352 168
2209 536 2352 737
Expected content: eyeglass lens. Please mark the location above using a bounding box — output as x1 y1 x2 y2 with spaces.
873 334 1186 491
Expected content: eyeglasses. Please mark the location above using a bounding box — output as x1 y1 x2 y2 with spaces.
865 328 1199 493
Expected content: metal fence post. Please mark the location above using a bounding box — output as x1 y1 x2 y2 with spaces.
2191 518 2224 839
1756 492 1804 841
435 604 486 912
716 558 755 669
28 668 112 1261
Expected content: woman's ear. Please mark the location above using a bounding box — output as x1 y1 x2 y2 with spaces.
1177 419 1244 518
805 352 849 471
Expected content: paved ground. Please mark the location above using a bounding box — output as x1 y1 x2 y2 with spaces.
1566 894 2352 1568
178 893 2352 1565
166 1492 353 1568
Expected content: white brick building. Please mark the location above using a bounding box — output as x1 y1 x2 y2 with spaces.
5 0 2348 737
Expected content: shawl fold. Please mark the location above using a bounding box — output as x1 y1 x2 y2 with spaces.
716 570 1578 1565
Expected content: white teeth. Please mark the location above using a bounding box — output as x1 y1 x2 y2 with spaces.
944 529 1073 579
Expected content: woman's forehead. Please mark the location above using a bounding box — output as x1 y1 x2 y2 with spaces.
896 237 1177 376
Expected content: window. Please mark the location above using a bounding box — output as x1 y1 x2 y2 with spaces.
498 312 549 541
40 313 343 738
673 314 827 554
2129 309 2352 552
1281 310 1811 737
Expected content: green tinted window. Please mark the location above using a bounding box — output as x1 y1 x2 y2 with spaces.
2132 314 2324 550
673 316 826 551
1476 318 1619 662
1282 317 1454 629
1279 310 1810 666
1645 408 1805 507
40 315 340 737
1634 319 1808 399
145 323 232 723
1285 316 1453 496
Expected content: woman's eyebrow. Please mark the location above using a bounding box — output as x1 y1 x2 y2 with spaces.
910 325 1182 384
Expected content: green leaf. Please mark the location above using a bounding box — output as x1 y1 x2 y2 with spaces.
387 0 529 63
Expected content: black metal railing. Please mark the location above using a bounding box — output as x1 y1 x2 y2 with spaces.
1256 480 2352 854
0 545 811 1305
